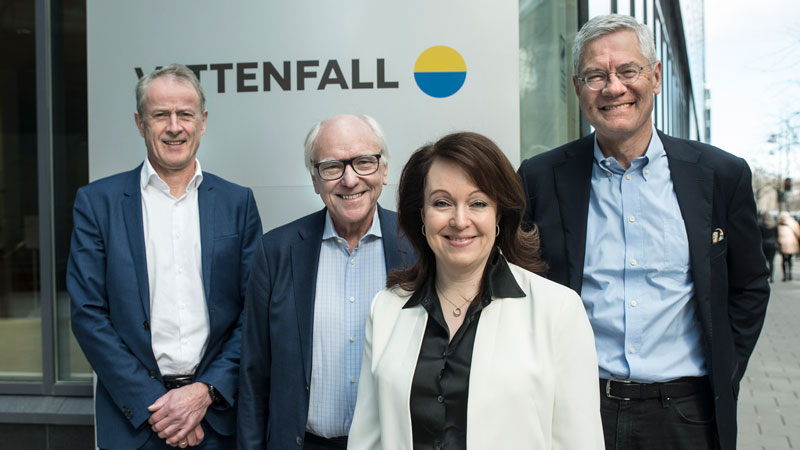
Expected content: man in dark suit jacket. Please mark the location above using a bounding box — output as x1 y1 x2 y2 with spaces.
518 15 769 450
67 64 262 449
237 115 413 450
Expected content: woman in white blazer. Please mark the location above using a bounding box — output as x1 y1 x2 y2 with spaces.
348 132 603 449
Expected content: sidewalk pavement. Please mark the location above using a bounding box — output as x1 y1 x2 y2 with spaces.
737 261 800 449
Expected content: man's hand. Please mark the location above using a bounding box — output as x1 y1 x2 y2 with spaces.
148 382 212 446
178 424 204 448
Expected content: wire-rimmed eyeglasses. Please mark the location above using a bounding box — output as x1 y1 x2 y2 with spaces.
576 62 656 91
313 154 382 181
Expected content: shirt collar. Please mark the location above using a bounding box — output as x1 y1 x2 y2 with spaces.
140 158 204 193
321 206 383 242
593 127 664 180
403 249 526 311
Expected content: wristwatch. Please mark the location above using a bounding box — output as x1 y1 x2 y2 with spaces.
207 384 223 405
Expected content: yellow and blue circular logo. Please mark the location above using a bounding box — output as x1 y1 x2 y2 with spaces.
414 46 466 98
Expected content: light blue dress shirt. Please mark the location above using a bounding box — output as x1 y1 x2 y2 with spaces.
581 130 706 382
307 209 386 437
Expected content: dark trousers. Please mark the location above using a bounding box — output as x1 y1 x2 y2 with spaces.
302 433 348 450
763 246 776 281
600 382 716 450
782 254 793 281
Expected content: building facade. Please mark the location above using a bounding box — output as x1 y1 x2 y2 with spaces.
0 0 705 447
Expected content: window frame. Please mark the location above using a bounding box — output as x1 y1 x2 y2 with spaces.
0 0 92 399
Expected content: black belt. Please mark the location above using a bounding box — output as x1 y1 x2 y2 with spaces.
601 376 709 400
304 432 348 449
162 375 194 390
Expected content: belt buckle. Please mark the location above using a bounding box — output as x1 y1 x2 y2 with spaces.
605 379 632 401
163 375 194 389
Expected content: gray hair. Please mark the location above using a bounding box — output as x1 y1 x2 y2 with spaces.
135 64 206 116
573 14 657 74
303 114 389 173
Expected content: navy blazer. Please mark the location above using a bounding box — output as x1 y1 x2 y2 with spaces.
517 131 770 450
237 206 415 450
67 165 262 450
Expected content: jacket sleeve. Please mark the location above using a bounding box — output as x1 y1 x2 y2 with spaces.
237 237 272 449
551 290 605 450
725 161 770 383
195 189 262 407
67 187 166 429
346 295 382 450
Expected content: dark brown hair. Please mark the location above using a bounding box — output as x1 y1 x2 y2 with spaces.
387 132 546 291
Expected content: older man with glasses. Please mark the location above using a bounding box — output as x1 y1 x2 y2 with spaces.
518 14 769 450
237 114 414 450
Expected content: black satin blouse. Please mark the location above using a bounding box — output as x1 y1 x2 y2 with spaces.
402 251 525 449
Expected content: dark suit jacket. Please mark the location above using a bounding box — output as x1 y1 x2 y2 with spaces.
67 165 262 450
237 206 415 450
517 131 770 450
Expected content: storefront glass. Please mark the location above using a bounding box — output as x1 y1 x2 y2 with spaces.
0 0 43 381
519 0 580 160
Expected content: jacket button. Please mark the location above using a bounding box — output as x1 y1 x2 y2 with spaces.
143 320 150 331
148 370 157 378
296 436 303 446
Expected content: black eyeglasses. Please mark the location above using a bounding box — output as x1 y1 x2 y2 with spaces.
577 62 656 91
313 154 382 181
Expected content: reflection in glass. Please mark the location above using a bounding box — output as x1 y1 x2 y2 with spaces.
53 0 91 382
519 0 579 160
617 0 631 16
588 0 611 17
0 0 43 381
634 0 645 22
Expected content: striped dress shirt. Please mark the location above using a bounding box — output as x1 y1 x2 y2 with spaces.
306 209 386 437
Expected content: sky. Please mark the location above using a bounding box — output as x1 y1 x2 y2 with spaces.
705 0 800 176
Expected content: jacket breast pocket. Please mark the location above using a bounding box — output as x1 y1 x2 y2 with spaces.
213 234 240 259
710 236 727 261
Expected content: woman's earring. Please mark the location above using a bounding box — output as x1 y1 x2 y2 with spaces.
496 225 500 237
422 224 427 236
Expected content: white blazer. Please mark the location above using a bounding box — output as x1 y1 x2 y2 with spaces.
348 262 604 450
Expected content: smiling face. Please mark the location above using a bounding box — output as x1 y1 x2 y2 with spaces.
422 158 498 279
311 115 388 240
574 29 661 148
135 76 207 176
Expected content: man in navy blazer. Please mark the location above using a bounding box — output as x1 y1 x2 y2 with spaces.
518 15 769 450
67 64 262 449
238 115 413 450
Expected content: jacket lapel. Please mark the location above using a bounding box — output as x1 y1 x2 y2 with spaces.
121 166 151 320
198 177 215 302
293 209 326 385
661 131 714 341
553 135 594 293
378 205 407 272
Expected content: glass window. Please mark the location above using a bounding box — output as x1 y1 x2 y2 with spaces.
661 39 668 131
617 0 631 16
653 19 661 128
588 0 612 17
0 0 42 381
666 56 672 134
519 0 580 158
634 0 645 22
53 0 90 383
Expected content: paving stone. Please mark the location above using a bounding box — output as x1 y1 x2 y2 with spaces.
748 434 792 449
738 270 800 449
